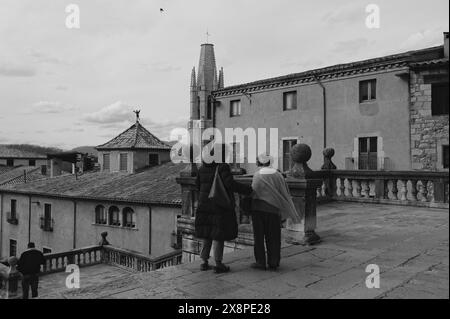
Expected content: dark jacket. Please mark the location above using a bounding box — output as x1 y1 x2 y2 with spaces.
195 163 252 241
18 249 45 275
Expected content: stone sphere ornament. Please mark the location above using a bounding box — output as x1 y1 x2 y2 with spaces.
289 144 313 178
321 148 337 170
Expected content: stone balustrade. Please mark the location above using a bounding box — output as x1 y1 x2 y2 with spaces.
41 245 103 275
315 171 449 208
102 246 182 272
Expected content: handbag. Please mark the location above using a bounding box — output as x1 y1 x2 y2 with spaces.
208 166 233 210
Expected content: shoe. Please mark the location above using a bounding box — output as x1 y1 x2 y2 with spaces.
250 263 266 270
268 265 278 271
200 262 212 271
214 263 230 273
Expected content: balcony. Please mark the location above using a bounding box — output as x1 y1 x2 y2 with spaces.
6 212 18 225
40 217 54 232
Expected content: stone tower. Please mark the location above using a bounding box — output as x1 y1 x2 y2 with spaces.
188 43 224 133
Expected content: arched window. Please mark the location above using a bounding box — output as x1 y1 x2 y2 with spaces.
95 205 107 224
108 206 120 226
122 207 136 228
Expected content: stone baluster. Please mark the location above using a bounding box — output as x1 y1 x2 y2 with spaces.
339 178 345 197
409 180 418 202
418 180 428 202
354 180 362 197
361 180 370 198
399 180 407 201
389 180 398 200
285 144 322 246
346 179 353 197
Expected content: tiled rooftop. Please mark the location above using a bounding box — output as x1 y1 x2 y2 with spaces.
213 45 445 96
96 121 171 150
37 202 449 299
0 166 46 186
0 162 187 205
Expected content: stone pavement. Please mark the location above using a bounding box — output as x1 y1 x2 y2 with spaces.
38 202 449 299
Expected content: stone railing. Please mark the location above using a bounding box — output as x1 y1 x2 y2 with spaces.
314 148 449 208
315 170 449 208
41 245 103 275
102 246 182 272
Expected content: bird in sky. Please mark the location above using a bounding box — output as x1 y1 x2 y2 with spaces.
160 8 164 13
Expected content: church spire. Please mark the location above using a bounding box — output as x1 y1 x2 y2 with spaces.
218 67 224 89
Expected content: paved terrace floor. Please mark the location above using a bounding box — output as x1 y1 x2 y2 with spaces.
38 202 449 299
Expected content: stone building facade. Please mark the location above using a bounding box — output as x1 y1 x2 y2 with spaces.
186 33 449 173
409 36 449 171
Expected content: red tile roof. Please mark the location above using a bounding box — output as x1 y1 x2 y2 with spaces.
96 122 171 151
0 162 187 206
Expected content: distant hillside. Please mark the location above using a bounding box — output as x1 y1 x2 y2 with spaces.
1 144 64 156
72 146 98 157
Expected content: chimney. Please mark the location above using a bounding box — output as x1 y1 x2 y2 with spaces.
50 158 62 178
444 32 449 59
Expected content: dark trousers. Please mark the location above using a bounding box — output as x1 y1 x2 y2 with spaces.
200 239 224 264
22 274 39 299
252 211 281 268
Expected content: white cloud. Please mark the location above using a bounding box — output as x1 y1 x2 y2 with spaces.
0 64 36 77
82 101 135 124
399 29 444 51
30 101 75 114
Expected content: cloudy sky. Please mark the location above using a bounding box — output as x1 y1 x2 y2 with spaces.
0 0 448 149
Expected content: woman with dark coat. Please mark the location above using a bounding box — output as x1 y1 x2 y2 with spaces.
195 144 253 273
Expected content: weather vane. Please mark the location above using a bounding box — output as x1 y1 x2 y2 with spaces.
133 109 141 122
206 30 210 43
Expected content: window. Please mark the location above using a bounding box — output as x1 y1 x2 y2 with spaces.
7 199 18 225
230 100 241 117
359 137 378 170
10 199 17 219
431 83 449 116
122 207 136 228
119 153 128 171
231 142 241 168
95 205 107 225
9 239 17 257
40 204 53 231
283 91 297 111
207 97 213 120
29 159 36 166
283 139 297 172
43 248 52 254
103 154 110 171
149 154 159 166
359 79 377 103
443 145 449 169
108 206 120 226
6 159 14 167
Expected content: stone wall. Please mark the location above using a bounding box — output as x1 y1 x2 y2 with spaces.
410 67 449 171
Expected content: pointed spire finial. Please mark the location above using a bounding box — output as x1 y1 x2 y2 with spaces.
206 29 210 44
133 109 141 123
191 67 196 87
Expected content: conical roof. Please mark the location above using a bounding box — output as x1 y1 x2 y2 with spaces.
96 122 171 150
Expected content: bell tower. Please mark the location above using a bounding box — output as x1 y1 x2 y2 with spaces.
188 43 224 133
